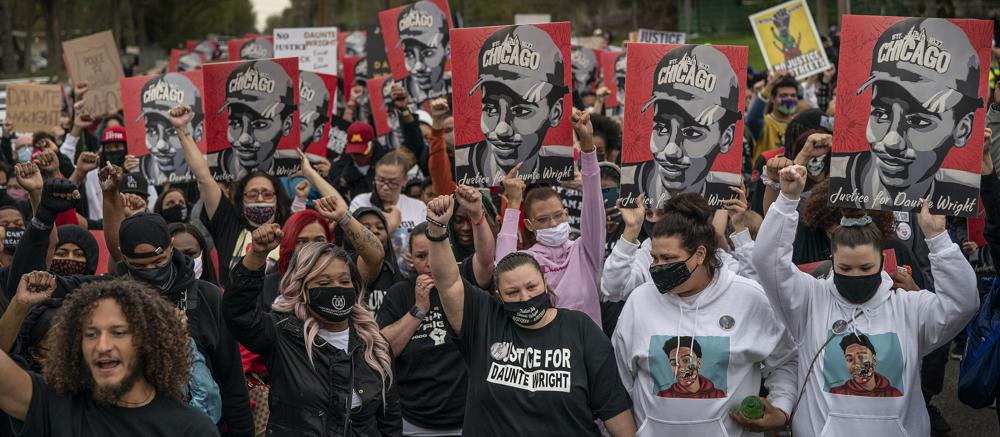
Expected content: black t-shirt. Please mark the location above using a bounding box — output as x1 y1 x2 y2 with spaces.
202 197 249 288
16 373 219 437
376 275 469 429
453 280 632 437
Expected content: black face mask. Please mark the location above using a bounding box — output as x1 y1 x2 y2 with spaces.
642 220 656 239
101 149 127 167
833 271 882 304
161 204 188 223
649 254 696 294
307 287 357 323
127 261 176 291
502 292 551 325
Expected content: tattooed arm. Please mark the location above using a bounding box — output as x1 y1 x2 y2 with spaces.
314 196 385 285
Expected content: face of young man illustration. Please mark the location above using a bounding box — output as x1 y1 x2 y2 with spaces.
299 72 331 148
614 53 627 106
397 1 450 94
668 346 701 391
137 74 203 175
223 61 295 171
843 343 877 387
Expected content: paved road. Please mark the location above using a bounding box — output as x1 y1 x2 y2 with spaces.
932 354 998 436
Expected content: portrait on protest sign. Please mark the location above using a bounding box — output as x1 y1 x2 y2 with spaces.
189 39 218 61
274 27 339 75
366 75 415 150
619 43 746 209
299 71 338 156
203 58 300 182
168 49 204 73
6 84 62 133
635 29 687 45
451 22 575 188
326 115 351 160
828 16 991 217
227 36 275 61
601 49 625 109
62 30 124 116
121 71 206 186
748 0 831 79
338 30 367 60
379 0 453 104
571 45 600 94
366 24 392 79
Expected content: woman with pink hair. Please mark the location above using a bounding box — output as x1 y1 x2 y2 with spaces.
223 222 401 435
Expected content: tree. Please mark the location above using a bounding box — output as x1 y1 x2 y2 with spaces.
0 0 17 73
40 0 62 70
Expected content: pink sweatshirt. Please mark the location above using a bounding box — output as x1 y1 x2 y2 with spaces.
496 150 606 326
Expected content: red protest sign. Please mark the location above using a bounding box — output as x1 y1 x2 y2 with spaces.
378 0 453 104
601 49 626 109
300 71 339 157
227 36 275 61
571 45 600 94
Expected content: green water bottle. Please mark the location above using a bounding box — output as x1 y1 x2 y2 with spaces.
739 396 765 420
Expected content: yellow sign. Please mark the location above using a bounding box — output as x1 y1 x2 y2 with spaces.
748 0 831 79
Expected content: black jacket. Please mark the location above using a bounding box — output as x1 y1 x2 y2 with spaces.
5 223 254 437
224 261 401 437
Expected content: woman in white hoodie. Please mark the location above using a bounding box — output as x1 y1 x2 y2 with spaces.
752 164 979 437
613 192 798 436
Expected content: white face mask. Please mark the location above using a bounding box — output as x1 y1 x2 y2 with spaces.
534 222 570 247
192 254 204 278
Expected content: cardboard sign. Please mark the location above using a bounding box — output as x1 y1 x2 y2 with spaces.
827 15 991 217
451 22 575 187
338 31 367 61
300 71 339 156
365 24 392 78
168 48 204 72
62 30 124 115
635 29 687 44
378 0 453 104
202 58 300 182
601 49 626 109
120 71 206 186
748 0 831 79
274 27 339 75
571 46 600 93
227 36 275 61
619 43 747 209
6 84 62 132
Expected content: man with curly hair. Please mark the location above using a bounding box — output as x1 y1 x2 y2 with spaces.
0 275 219 436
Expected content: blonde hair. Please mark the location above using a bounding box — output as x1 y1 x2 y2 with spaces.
273 242 393 385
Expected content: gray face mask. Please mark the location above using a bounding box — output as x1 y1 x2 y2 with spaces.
807 155 826 176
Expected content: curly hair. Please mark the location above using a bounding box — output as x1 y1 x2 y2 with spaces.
40 279 190 400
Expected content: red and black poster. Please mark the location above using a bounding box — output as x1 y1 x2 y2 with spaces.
378 0 453 104
202 58 300 181
168 48 204 72
120 71 206 186
619 43 747 208
451 22 575 187
571 45 600 93
300 71 339 157
366 75 413 150
365 24 392 79
188 39 218 61
828 15 992 217
227 36 275 61
325 115 352 161
338 31 367 61
601 49 626 109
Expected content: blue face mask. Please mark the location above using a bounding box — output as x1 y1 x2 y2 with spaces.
16 147 33 163
602 187 619 210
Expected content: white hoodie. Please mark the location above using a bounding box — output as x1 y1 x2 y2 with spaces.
612 266 798 436
752 194 979 437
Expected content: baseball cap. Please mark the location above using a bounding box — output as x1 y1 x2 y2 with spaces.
120 172 149 197
220 60 295 117
640 45 741 126
102 126 128 144
240 37 274 60
396 1 448 49
299 71 331 124
119 212 170 259
857 18 983 114
134 74 201 123
468 25 567 104
345 122 374 154
416 110 433 126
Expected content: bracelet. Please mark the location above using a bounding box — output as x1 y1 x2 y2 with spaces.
469 213 485 226
425 227 449 242
425 216 448 228
337 213 352 226
760 173 781 191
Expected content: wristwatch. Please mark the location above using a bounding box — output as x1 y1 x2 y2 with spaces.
409 306 427 320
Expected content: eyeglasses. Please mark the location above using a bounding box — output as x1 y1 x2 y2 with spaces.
528 210 567 227
243 189 276 201
375 177 402 189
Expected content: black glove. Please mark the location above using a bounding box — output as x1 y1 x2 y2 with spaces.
35 179 79 226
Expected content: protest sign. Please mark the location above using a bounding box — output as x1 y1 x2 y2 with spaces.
343 56 366 88
366 75 414 150
601 49 626 109
573 36 607 50
62 30 124 116
636 29 686 44
827 15 991 217
514 14 550 25
366 24 392 78
227 36 275 61
120 71 206 186
6 84 62 132
748 0 830 79
202 57 301 181
571 46 600 93
168 48 204 72
451 22 575 187
325 115 351 160
619 43 747 209
300 71 339 157
338 31 367 61
274 27 339 75
378 0 453 104
189 39 218 61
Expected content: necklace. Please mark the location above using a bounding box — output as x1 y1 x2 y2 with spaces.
116 388 155 408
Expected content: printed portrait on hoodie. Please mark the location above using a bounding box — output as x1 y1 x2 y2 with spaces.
823 332 904 397
648 335 729 399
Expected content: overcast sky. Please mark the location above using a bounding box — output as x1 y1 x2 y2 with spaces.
251 0 291 31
